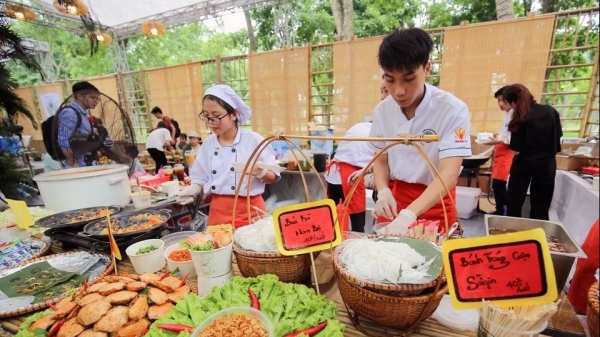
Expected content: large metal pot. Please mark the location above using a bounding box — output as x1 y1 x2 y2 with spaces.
34 165 131 212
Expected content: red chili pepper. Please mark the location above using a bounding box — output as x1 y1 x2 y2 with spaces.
248 287 260 310
157 324 194 333
83 280 88 291
49 303 59 311
284 321 328 337
48 319 64 337
178 273 190 288
159 271 170 281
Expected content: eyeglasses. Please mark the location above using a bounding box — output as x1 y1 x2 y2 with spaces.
86 95 100 102
198 112 230 125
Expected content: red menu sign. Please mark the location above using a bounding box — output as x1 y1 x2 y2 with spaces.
442 228 557 309
272 199 342 256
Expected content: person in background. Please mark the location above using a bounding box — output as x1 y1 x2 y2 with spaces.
177 85 280 228
324 79 389 233
483 86 514 215
504 84 562 220
145 121 173 173
56 81 100 167
370 28 472 235
183 132 202 153
176 133 188 151
125 145 146 175
150 106 177 146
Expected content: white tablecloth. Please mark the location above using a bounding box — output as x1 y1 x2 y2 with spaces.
549 170 599 245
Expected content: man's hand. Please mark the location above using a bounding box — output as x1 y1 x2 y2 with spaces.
385 209 417 235
371 187 397 219
347 169 365 185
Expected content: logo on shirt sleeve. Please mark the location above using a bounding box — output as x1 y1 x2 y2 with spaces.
454 127 468 143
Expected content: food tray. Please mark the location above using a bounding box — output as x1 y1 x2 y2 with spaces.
161 231 199 248
333 236 445 296
35 206 122 229
0 251 113 318
82 209 170 237
0 238 51 270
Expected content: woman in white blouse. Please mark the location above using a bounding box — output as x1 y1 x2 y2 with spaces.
177 85 280 228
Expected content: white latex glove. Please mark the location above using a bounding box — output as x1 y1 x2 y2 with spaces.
177 183 202 205
347 169 364 185
371 187 397 219
385 209 417 235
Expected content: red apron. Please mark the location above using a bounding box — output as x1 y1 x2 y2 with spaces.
567 219 599 313
339 162 366 214
207 194 266 229
491 143 514 181
377 180 457 232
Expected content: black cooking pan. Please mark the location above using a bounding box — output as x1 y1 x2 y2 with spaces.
81 209 171 237
35 206 122 229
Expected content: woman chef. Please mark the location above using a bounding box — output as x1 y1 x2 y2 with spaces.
177 85 280 227
370 28 472 235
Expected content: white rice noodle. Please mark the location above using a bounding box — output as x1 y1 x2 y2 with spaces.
233 217 279 253
337 239 434 284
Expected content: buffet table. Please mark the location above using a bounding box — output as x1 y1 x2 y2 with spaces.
0 241 586 337
550 170 599 245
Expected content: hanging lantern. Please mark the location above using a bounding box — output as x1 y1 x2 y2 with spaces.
90 31 112 44
141 21 166 37
53 0 88 16
4 4 36 21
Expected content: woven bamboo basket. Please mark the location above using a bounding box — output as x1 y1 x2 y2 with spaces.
335 265 447 329
233 244 315 283
588 282 599 337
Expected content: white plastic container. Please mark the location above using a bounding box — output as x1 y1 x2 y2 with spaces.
130 191 151 209
196 270 233 297
456 186 481 219
34 165 131 212
161 181 180 197
0 225 29 243
125 239 166 274
191 306 273 337
164 244 196 279
190 242 233 278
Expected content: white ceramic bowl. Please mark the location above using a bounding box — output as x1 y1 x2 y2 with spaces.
191 306 274 337
125 239 165 274
164 244 196 279
196 270 233 297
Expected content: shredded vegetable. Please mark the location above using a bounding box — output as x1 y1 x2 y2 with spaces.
168 249 192 262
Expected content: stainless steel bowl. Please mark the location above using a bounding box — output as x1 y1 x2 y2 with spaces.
484 215 586 292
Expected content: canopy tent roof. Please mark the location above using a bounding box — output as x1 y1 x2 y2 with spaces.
28 0 269 39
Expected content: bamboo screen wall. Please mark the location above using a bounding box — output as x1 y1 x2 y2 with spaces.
248 47 310 136
439 16 555 133
146 64 209 138
332 37 384 134
14 87 42 140
87 76 119 103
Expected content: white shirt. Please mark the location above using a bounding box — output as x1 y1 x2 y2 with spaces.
189 128 280 196
369 84 472 185
324 122 373 184
145 128 172 151
498 109 513 142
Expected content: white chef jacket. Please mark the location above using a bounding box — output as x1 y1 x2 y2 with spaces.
189 128 280 196
497 109 513 142
368 84 472 185
324 122 374 185
145 128 172 151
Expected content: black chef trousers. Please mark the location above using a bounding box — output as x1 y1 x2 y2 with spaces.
506 158 556 220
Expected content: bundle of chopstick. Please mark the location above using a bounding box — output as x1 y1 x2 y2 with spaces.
478 299 559 337
405 219 457 245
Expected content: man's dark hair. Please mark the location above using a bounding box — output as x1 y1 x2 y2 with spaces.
125 145 139 159
72 81 99 94
179 133 187 140
494 85 510 99
151 106 162 114
156 121 168 129
378 28 433 73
